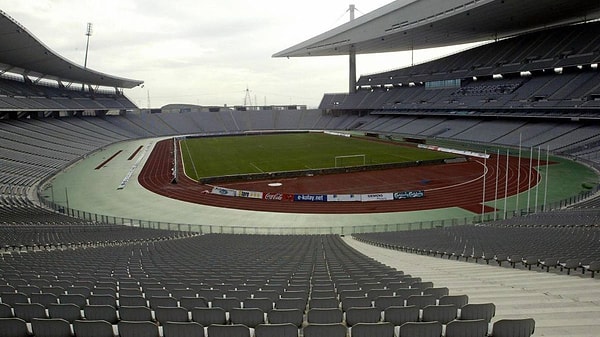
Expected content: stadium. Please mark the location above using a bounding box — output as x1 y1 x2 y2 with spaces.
1 1 600 336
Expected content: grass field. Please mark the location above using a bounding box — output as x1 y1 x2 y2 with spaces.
180 132 455 179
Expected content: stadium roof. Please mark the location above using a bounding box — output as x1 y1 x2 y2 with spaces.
274 0 600 58
0 10 143 89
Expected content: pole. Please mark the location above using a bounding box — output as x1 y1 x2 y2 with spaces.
481 152 487 222
515 133 522 210
65 187 69 212
348 5 357 94
503 149 509 219
84 23 93 69
534 146 541 212
527 146 533 213
543 145 550 211
494 149 500 221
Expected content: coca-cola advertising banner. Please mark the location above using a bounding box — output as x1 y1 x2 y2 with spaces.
263 192 294 201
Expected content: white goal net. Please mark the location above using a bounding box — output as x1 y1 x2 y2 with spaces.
334 154 366 168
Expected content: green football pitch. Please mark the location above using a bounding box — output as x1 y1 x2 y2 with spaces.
179 132 455 180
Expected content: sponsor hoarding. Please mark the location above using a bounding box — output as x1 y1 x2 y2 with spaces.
360 193 394 202
263 192 294 201
294 194 328 202
239 190 264 199
210 186 237 197
327 194 361 202
393 190 425 200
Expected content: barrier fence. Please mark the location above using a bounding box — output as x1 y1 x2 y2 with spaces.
37 186 599 235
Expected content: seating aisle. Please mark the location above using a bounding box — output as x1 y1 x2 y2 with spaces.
345 237 600 337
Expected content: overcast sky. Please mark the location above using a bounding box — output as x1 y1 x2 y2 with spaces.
3 0 463 108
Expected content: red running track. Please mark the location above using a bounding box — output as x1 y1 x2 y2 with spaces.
138 139 544 214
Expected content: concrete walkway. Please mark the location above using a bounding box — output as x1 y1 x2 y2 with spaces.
345 237 600 337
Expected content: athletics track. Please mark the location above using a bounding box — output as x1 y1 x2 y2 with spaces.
138 139 544 214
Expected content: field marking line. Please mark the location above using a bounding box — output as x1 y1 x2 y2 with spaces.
250 162 265 173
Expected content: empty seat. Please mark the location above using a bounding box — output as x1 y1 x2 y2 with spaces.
560 259 581 275
345 307 382 326
439 295 469 308
0 303 13 318
67 286 91 298
339 290 365 300
93 288 116 298
342 296 372 311
73 319 115 337
148 296 177 310
384 306 419 326
162 321 205 337
0 317 30 337
459 303 496 322
58 294 86 308
119 306 153 321
207 324 251 337
255 323 298 337
398 321 442 337
191 307 227 326
31 318 73 337
311 290 337 299
309 297 340 309
230 307 265 328
1 292 28 306
583 261 600 278
539 257 560 272
394 288 421 300
307 308 343 324
351 322 394 337
275 298 306 311
88 294 116 307
406 294 436 309
29 293 58 307
445 319 489 337
170 289 197 300
155 306 189 324
253 290 279 302
144 288 169 298
303 323 347 337
118 320 160 337
491 318 535 337
13 303 47 322
422 287 449 299
118 288 143 297
267 308 303 327
118 295 147 307
422 304 457 324
374 295 405 310
83 305 119 324
196 289 222 302
243 297 273 311
48 303 82 323
367 289 394 302
212 297 241 312
411 282 434 291
179 296 208 310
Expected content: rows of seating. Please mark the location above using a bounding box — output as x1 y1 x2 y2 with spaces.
0 234 535 336
357 22 600 87
0 77 137 112
353 212 600 278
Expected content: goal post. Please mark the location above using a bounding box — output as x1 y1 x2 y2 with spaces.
334 154 366 168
